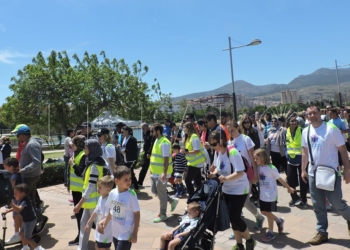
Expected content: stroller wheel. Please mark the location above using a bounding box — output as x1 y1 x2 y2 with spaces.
32 235 41 243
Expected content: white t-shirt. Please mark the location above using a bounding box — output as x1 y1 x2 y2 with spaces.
228 134 255 166
150 139 172 178
105 188 140 240
95 196 113 243
301 122 344 177
268 130 280 153
102 143 116 175
64 137 73 157
258 164 281 202
213 148 249 195
253 124 265 148
178 215 199 232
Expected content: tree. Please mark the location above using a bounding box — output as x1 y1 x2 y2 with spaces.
2 50 171 133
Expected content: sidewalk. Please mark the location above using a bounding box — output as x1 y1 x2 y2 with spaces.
2 170 350 249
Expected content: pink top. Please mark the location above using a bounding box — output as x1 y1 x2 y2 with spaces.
200 130 207 145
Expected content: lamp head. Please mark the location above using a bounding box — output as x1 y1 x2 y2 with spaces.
249 39 262 46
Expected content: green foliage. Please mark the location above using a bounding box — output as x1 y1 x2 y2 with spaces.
37 162 65 188
1 51 171 132
135 151 144 169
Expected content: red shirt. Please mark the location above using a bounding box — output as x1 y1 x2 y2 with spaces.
16 141 26 161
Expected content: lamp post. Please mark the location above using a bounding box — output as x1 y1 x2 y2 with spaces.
335 60 342 107
223 38 261 121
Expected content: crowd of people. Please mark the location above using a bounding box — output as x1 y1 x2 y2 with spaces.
3 103 350 249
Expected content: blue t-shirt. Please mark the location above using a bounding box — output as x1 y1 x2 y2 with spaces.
329 118 346 131
10 172 24 186
18 196 36 222
163 125 172 140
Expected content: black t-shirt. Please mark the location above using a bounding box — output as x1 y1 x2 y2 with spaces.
18 196 36 222
11 172 24 186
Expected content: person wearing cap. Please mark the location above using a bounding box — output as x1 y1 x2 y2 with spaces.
97 128 116 176
113 122 126 147
79 122 94 139
12 124 27 161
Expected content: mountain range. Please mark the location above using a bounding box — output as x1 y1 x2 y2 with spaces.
171 67 350 102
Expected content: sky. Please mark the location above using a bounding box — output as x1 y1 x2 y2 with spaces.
1 0 350 105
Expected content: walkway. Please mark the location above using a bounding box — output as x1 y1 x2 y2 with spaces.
2 169 350 249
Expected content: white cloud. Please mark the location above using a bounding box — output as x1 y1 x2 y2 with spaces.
0 24 6 32
0 50 28 64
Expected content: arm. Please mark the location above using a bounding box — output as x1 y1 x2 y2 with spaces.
20 143 41 174
130 211 140 243
301 147 309 183
10 202 24 213
218 171 244 182
84 211 97 232
98 212 111 234
338 145 350 184
277 177 295 193
248 147 258 183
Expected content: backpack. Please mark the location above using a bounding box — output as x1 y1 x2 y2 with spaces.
0 170 14 207
115 147 125 166
217 147 254 182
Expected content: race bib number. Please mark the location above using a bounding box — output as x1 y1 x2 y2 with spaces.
111 201 126 225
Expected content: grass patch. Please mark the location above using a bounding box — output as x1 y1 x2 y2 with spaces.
44 152 64 160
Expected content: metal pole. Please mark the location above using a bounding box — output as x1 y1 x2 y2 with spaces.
228 37 238 121
335 60 342 106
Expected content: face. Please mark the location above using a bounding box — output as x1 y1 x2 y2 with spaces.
84 146 90 155
97 183 110 196
17 134 24 142
69 131 75 137
3 164 14 173
209 139 219 149
121 129 129 137
150 128 157 138
207 119 215 129
187 208 200 219
254 155 263 165
13 189 26 201
183 126 189 135
116 127 121 133
171 125 177 132
115 173 132 190
164 120 169 126
265 114 271 121
220 116 226 125
271 119 278 127
289 118 297 127
243 119 251 128
185 116 192 122
226 123 237 135
141 125 148 133
198 124 206 132
307 106 321 124
255 112 260 119
98 134 106 144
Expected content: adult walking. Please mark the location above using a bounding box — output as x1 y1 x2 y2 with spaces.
239 116 260 150
138 123 152 186
74 139 106 250
121 126 140 192
208 131 256 250
63 129 74 186
97 128 116 176
0 136 12 169
149 124 178 223
284 116 307 208
301 104 350 245
183 122 206 197
265 118 285 173
67 135 86 246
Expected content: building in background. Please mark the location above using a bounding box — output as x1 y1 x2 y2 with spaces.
281 90 298 104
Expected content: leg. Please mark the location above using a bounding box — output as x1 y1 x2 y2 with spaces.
156 179 169 215
184 167 201 196
286 163 300 202
297 164 308 203
326 176 350 222
309 175 328 236
72 191 83 232
78 208 95 250
138 155 150 186
168 238 182 250
64 155 70 185
126 162 139 190
113 239 132 250
23 175 40 211
160 232 171 249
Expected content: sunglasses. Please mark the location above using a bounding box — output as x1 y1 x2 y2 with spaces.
243 121 251 124
210 142 218 147
272 121 277 123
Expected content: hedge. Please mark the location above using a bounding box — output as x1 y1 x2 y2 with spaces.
37 162 65 188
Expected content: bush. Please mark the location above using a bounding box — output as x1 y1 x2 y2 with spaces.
37 162 65 188
135 151 144 169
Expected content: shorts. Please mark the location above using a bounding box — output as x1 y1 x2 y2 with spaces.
172 229 185 241
259 200 277 212
20 219 36 239
96 241 112 248
174 172 184 179
12 199 20 216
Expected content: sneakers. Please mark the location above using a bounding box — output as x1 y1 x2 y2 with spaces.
153 214 168 223
232 243 245 250
68 235 79 246
253 216 265 232
35 246 45 250
245 239 257 250
298 201 307 208
308 232 328 245
5 234 21 244
21 246 29 250
289 199 301 207
134 189 141 194
68 199 74 203
262 231 276 242
174 192 179 198
228 232 235 239
170 198 179 212
276 217 285 234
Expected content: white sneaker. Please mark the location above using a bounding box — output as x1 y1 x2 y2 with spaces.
6 234 21 244
35 246 45 250
21 246 29 250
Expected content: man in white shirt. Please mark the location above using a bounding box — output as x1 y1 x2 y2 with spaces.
301 104 350 245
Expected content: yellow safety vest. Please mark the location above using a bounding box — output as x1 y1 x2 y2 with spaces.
69 151 85 192
82 164 104 209
286 127 302 159
149 136 173 175
185 133 206 167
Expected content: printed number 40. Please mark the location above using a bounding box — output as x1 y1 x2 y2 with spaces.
113 206 120 213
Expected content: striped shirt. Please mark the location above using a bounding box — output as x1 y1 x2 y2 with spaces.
173 153 187 173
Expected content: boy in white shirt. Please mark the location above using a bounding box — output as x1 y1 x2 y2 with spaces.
254 148 295 242
84 176 114 250
98 166 140 250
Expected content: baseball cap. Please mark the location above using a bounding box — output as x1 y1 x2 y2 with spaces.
97 128 109 136
115 122 126 128
15 125 31 135
79 122 91 128
11 124 27 133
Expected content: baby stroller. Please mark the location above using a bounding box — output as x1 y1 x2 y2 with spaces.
176 178 230 250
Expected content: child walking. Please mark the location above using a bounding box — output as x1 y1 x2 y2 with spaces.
8 184 45 250
84 176 114 250
98 166 140 250
160 201 201 250
172 144 187 198
254 148 295 242
3 157 24 245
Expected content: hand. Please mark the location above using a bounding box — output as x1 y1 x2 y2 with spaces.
301 171 308 184
160 173 167 183
129 232 137 243
218 175 227 183
343 168 350 184
116 144 120 149
207 173 216 179
288 187 296 194
204 144 211 150
69 157 74 166
174 234 180 239
121 149 125 154
97 222 105 234
84 225 90 233
165 233 172 240
147 154 150 159
73 204 81 214
253 173 259 184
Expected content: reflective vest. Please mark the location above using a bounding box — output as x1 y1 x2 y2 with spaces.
69 151 85 192
82 164 104 209
286 127 302 159
150 136 173 175
185 134 206 167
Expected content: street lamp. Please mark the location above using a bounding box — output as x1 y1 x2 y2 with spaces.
223 38 262 121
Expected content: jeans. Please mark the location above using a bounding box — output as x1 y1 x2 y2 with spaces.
309 175 350 236
185 166 202 197
64 155 70 186
138 155 150 186
125 162 139 190
113 237 132 250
